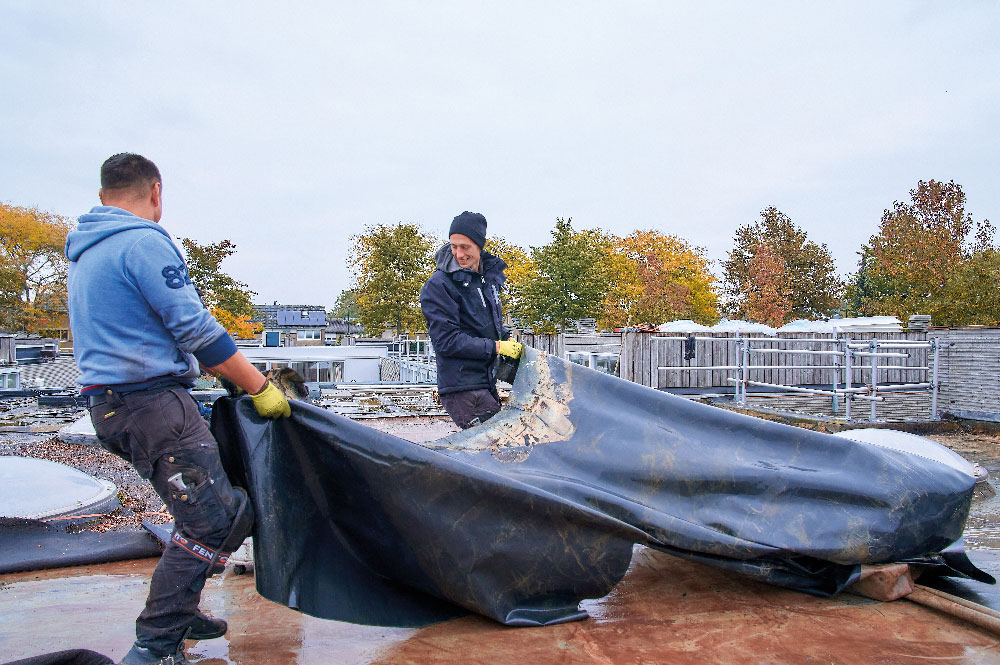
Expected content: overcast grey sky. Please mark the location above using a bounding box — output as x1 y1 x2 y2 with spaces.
2 2 997 309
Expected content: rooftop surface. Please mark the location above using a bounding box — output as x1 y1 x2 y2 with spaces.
5 546 1000 664
4 407 1000 663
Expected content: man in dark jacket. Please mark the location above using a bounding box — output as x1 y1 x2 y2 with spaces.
420 212 523 428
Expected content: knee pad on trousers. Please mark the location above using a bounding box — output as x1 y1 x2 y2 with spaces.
225 486 255 548
170 486 255 576
206 487 254 577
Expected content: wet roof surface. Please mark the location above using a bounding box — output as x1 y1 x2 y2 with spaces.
4 391 1000 662
3 547 1000 664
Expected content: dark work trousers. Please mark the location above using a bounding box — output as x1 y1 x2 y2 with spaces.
439 388 501 429
89 386 240 656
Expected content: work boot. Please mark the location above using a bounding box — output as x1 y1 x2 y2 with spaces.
186 610 228 640
118 643 188 665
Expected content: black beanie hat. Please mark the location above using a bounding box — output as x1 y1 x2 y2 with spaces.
449 211 487 249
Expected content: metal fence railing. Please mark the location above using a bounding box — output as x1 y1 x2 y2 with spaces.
654 335 939 422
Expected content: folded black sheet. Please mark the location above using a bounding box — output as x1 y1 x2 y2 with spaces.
211 347 986 627
0 518 162 574
2 649 113 665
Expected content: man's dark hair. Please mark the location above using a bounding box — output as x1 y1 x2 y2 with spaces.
100 153 161 191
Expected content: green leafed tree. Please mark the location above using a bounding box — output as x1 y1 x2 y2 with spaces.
348 222 436 335
939 246 1000 325
514 217 612 332
846 179 998 325
330 288 360 322
181 238 259 338
722 207 841 321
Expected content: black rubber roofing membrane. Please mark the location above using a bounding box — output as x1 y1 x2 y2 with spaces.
210 346 989 628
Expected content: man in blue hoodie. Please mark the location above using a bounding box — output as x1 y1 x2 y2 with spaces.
66 153 290 665
419 212 523 428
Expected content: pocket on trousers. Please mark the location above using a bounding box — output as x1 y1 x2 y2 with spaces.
159 388 193 440
158 456 231 541
91 407 155 478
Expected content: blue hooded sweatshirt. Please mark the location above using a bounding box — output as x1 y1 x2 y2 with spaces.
65 206 237 393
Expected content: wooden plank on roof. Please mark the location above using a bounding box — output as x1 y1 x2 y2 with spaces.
621 332 632 382
660 336 667 389
692 337 703 388
644 334 653 388
710 335 722 388
635 333 644 385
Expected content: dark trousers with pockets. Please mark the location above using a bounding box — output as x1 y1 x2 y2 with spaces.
439 388 501 429
89 385 240 656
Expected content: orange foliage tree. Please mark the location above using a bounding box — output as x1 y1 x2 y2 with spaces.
604 230 719 328
848 180 998 325
722 207 841 322
506 223 721 332
742 242 792 327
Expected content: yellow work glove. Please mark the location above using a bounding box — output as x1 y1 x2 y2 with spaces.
250 381 291 419
496 340 524 360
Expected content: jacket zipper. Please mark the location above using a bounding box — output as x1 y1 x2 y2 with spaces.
477 287 487 308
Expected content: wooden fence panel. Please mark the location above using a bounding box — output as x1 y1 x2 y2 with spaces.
649 334 655 387
710 334 726 388
695 338 709 387
618 331 932 389
534 330 934 391
619 333 630 381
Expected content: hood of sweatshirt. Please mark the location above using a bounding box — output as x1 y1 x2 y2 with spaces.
434 243 507 276
65 206 172 262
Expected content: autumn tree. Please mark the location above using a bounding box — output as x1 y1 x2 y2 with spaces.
722 207 841 321
848 179 998 325
514 218 611 332
606 230 719 327
939 247 1000 325
181 238 260 338
0 203 72 334
348 223 436 335
596 235 644 330
484 235 531 317
742 242 793 327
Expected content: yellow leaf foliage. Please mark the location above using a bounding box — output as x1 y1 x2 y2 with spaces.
485 235 531 316
602 230 719 328
0 202 72 333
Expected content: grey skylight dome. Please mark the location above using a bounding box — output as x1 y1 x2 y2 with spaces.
0 456 118 520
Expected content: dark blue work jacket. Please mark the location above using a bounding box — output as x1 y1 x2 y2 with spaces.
420 245 509 395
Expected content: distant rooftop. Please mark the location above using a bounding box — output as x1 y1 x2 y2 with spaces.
253 304 327 328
